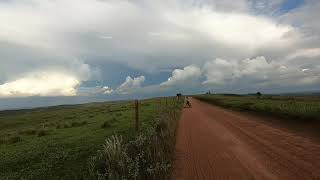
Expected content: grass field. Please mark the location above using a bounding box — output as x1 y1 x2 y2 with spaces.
194 94 320 120
0 98 181 179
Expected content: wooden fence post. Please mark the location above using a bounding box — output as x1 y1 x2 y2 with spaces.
134 100 139 131
166 97 168 107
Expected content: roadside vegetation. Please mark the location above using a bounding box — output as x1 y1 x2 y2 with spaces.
88 97 183 179
0 97 183 179
195 94 320 120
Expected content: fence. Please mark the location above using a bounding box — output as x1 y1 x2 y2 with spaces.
132 96 183 132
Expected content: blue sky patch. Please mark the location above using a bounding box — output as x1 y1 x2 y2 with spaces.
279 0 305 14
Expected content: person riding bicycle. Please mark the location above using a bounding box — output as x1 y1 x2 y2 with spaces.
185 97 192 108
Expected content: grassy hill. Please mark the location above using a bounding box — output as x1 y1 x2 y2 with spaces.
0 98 182 179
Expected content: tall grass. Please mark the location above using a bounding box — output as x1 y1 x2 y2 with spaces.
88 98 183 180
195 95 320 120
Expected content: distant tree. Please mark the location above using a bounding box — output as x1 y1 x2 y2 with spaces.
256 92 262 97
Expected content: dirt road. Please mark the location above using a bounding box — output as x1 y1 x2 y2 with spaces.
172 98 320 180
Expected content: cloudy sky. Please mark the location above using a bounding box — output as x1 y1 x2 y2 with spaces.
0 0 319 109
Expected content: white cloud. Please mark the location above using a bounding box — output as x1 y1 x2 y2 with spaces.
203 56 320 89
161 65 202 87
167 9 295 50
0 0 319 98
116 76 145 94
0 0 302 70
0 71 81 97
286 48 320 59
0 59 91 98
202 58 237 85
98 86 114 94
99 35 113 40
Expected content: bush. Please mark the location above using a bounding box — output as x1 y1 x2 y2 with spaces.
88 135 128 179
1 135 22 144
8 135 22 144
101 121 112 128
88 115 94 118
71 121 88 127
37 128 49 137
63 122 72 128
19 128 37 135
56 123 62 129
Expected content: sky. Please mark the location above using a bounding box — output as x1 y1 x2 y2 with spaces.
0 0 319 109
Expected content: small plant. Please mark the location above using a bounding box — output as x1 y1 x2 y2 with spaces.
56 123 62 129
115 112 122 116
9 135 22 144
109 117 117 123
101 121 112 128
37 128 49 137
19 128 37 135
71 121 88 127
63 122 72 128
81 120 88 126
1 135 22 144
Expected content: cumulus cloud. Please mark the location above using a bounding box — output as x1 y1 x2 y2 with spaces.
167 9 296 50
203 56 320 92
0 71 81 97
96 86 114 95
116 76 145 94
286 48 320 59
0 0 319 101
0 0 303 70
161 65 202 87
0 59 91 98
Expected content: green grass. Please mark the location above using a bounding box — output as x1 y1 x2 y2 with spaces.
194 94 320 120
88 97 183 179
0 99 162 179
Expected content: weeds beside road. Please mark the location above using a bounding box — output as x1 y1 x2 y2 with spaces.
88 97 183 180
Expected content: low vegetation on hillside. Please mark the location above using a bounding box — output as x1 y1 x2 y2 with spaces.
0 97 183 179
195 94 320 120
88 98 183 179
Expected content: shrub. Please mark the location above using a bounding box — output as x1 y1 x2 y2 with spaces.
71 121 88 127
63 122 72 128
37 128 49 137
101 121 112 128
1 135 22 144
19 128 37 135
56 123 62 129
88 135 129 179
8 135 22 144
64 116 75 120
109 117 117 123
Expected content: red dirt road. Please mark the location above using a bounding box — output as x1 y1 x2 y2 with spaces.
172 98 320 180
